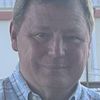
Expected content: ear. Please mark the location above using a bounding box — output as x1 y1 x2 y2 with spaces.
10 21 18 51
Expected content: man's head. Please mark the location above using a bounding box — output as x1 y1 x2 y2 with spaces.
10 0 94 99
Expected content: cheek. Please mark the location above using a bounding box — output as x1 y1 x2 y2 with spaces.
66 46 89 80
17 36 35 62
18 40 32 63
28 40 47 61
68 46 88 70
18 37 47 65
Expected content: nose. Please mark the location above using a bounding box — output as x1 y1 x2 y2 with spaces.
48 35 65 57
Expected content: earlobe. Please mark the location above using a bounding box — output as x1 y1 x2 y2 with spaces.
10 21 18 51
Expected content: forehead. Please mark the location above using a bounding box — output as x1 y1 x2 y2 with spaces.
21 1 88 34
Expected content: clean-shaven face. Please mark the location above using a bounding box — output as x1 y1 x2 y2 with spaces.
15 1 90 91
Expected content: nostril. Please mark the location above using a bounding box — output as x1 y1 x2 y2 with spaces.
48 47 55 56
48 46 65 57
48 35 66 56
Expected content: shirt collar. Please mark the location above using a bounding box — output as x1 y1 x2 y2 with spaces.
29 92 42 100
29 82 82 100
69 82 82 100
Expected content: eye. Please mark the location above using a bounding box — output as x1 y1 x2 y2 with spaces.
63 36 84 44
32 32 51 42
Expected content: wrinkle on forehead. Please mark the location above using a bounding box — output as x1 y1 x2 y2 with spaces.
29 0 81 11
25 0 84 27
24 3 86 30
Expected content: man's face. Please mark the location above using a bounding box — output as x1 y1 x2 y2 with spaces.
12 1 90 89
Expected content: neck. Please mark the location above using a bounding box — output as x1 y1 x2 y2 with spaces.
28 82 78 100
41 88 72 100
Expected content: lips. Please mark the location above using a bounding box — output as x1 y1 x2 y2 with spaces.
37 57 68 69
39 63 67 69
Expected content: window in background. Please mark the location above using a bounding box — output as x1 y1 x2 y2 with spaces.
93 0 100 7
0 0 15 9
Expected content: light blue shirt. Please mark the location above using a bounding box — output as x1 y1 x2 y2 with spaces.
0 66 100 100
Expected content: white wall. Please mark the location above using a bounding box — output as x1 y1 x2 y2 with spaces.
0 21 18 79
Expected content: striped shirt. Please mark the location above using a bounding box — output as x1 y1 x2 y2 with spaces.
0 66 100 100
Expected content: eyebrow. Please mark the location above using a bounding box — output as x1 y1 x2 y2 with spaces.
29 25 51 32
62 27 84 35
29 26 52 35
29 25 86 36
32 25 51 30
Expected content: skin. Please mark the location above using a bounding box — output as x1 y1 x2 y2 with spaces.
10 1 90 100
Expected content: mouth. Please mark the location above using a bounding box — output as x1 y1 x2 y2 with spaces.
39 63 67 70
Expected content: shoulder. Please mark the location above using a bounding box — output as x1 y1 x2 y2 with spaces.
80 84 100 99
0 78 17 100
0 77 12 90
0 78 8 99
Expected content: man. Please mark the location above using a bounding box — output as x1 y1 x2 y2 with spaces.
0 0 100 100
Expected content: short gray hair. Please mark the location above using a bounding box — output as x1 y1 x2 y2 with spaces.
12 0 94 34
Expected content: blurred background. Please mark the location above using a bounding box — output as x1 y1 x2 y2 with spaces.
0 0 100 92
